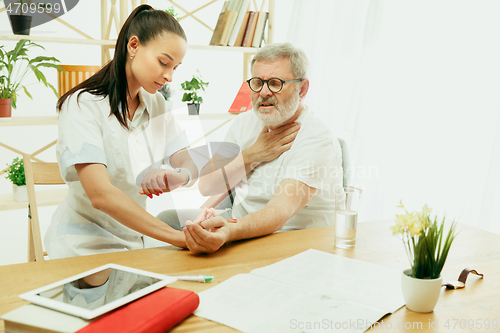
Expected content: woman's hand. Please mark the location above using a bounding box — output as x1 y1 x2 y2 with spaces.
186 207 219 225
139 168 188 197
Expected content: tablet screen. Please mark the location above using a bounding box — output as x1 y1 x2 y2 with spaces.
20 264 176 320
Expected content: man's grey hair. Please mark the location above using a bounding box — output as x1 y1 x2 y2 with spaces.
251 43 309 79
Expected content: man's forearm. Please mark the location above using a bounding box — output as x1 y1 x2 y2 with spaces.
198 150 260 196
226 204 291 242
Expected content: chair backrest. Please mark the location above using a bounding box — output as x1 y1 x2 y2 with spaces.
337 138 351 188
57 65 101 97
23 154 65 262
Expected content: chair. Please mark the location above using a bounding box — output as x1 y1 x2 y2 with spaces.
57 65 101 97
200 138 351 209
23 154 65 262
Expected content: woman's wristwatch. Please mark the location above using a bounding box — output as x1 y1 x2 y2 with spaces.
175 167 194 187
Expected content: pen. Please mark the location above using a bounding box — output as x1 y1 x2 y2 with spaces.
171 274 214 283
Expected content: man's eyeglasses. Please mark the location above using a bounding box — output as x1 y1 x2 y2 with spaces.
246 77 304 93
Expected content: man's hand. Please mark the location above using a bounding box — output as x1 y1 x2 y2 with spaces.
139 168 188 197
186 207 218 225
244 122 300 166
184 209 236 254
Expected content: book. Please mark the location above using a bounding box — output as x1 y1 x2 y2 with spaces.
218 9 238 46
233 11 250 46
228 0 251 46
240 11 256 47
228 82 252 113
251 11 268 48
244 11 260 47
209 1 231 46
209 11 227 45
194 249 405 332
2 287 199 333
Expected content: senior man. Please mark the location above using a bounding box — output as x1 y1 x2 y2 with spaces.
159 43 343 253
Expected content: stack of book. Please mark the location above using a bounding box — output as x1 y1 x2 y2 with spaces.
209 0 269 48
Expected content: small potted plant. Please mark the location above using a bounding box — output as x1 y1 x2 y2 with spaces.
2 0 33 35
158 83 174 110
181 71 209 115
4 157 27 202
392 201 457 313
0 39 63 119
163 6 180 20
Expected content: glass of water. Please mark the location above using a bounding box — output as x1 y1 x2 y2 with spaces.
335 187 362 249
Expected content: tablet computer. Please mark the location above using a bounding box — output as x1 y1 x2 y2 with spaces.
19 263 177 320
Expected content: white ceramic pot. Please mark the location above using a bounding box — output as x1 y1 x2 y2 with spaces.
401 268 442 313
13 184 28 202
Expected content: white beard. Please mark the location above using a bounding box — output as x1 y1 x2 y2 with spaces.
253 90 300 127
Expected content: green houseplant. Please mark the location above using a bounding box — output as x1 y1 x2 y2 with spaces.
392 201 457 312
181 71 209 115
4 157 27 201
163 6 179 20
2 0 33 35
158 83 173 101
0 39 63 118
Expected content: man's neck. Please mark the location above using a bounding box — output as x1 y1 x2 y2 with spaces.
269 104 304 131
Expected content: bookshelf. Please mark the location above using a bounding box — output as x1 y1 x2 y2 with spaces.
1 0 274 78
168 0 275 80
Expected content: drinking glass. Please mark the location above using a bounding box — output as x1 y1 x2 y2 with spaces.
335 187 362 249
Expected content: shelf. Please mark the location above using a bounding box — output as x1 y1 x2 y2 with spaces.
0 34 116 46
174 113 238 121
0 188 67 211
0 34 260 53
0 114 235 126
187 45 259 53
0 116 59 127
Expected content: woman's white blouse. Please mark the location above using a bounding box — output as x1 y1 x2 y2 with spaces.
45 89 189 259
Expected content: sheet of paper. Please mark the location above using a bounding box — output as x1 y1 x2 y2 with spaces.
195 249 405 332
251 249 404 313
195 274 388 333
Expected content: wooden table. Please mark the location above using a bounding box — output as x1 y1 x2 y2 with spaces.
1 220 499 332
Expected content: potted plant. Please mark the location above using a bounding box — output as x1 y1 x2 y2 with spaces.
391 201 457 313
181 71 209 115
163 6 179 20
0 39 63 119
158 83 173 110
4 157 27 201
2 0 33 35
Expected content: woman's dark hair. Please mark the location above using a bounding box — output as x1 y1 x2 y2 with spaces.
57 5 187 129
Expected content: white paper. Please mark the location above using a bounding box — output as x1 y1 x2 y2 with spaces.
251 249 404 312
195 249 405 332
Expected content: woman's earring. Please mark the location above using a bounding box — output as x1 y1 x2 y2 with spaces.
130 55 133 59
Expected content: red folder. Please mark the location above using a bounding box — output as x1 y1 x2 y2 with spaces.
78 287 199 333
228 82 252 113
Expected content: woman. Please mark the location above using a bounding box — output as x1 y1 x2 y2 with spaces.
45 5 197 259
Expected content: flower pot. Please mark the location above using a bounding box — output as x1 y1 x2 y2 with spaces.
13 184 28 202
401 268 442 313
187 103 200 115
9 15 32 35
0 99 12 121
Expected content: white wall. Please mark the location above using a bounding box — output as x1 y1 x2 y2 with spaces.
0 0 294 193
0 0 294 265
